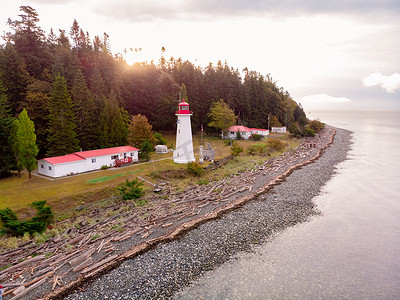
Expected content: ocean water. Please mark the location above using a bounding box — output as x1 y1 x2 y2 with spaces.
176 110 400 299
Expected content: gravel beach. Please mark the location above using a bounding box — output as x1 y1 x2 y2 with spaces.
65 127 352 300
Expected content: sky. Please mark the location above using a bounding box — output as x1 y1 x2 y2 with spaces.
1 0 399 111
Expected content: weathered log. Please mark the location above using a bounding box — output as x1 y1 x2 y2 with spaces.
3 271 53 296
81 254 118 275
72 258 93 272
9 277 48 300
69 249 95 266
0 254 45 275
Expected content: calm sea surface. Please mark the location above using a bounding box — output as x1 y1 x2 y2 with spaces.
177 110 400 299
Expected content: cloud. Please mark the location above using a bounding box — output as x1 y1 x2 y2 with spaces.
94 0 400 22
363 72 400 93
301 93 352 104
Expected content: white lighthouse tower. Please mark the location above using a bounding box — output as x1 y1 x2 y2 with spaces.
173 99 195 164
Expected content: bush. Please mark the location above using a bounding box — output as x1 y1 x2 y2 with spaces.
266 138 285 151
187 162 205 177
250 134 263 141
246 144 265 155
198 179 209 185
118 178 145 200
0 201 54 236
100 165 109 170
153 133 167 145
302 127 315 137
308 119 324 133
231 142 244 156
224 139 233 146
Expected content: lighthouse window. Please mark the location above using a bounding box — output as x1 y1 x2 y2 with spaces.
181 106 188 110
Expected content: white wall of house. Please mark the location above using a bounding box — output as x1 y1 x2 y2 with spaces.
84 151 138 171
271 126 287 133
226 131 251 140
38 160 87 178
38 160 55 177
251 130 269 137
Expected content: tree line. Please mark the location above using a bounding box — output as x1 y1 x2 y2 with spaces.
0 6 308 177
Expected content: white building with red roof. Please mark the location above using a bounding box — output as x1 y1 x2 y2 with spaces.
37 146 139 178
226 125 269 140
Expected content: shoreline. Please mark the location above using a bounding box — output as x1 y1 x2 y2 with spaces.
0 126 348 299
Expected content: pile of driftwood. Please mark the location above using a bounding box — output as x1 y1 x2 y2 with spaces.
0 128 336 300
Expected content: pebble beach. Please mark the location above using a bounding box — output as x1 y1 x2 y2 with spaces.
65 127 352 299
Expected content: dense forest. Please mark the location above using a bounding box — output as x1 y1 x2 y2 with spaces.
0 6 308 175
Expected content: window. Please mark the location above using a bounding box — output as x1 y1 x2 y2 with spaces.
41 164 44 169
111 155 118 160
92 158 96 163
181 106 188 110
130 153 134 157
230 132 234 135
49 166 52 170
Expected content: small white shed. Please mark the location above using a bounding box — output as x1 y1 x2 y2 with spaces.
271 126 287 133
155 145 168 153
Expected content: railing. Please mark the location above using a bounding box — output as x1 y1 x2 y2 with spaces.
113 157 133 167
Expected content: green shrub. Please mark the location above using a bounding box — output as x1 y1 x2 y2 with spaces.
118 178 145 200
266 138 285 151
187 162 205 177
153 133 167 145
250 134 263 141
302 127 315 137
100 165 109 170
224 139 233 146
308 119 325 133
231 142 244 156
0 201 54 236
236 131 242 140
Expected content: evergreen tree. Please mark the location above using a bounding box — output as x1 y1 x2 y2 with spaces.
7 6 50 79
21 79 51 156
71 69 98 150
47 74 79 156
180 83 188 101
0 78 17 177
0 43 30 116
98 91 128 148
16 109 39 178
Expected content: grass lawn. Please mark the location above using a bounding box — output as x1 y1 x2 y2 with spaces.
0 133 296 218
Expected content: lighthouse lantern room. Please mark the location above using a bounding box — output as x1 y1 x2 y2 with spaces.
174 99 195 164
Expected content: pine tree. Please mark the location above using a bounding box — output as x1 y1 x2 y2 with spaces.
71 69 98 150
16 109 39 178
98 91 128 148
0 77 17 177
0 43 30 116
47 74 80 156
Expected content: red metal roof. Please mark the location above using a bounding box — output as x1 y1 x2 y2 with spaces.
250 128 269 132
43 154 84 165
41 146 139 165
75 146 139 159
228 125 252 132
229 126 269 132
